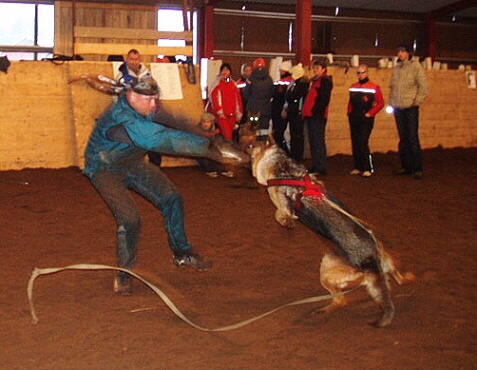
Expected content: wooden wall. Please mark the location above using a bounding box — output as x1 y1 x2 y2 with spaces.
0 61 475 171
326 66 477 153
54 2 158 62
0 61 203 171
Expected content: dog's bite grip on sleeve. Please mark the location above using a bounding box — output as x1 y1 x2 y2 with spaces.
204 137 251 166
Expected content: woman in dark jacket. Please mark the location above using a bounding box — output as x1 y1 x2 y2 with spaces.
244 58 274 141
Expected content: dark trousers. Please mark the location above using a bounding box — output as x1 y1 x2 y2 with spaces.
288 113 304 161
394 106 423 173
90 161 192 269
305 117 327 173
272 116 289 153
196 157 225 173
147 151 162 166
349 114 374 172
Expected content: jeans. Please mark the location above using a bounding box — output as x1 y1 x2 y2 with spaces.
272 116 289 153
348 114 374 172
394 106 423 173
305 117 327 173
90 161 192 269
288 113 304 161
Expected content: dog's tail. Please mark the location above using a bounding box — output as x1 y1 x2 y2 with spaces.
299 195 395 327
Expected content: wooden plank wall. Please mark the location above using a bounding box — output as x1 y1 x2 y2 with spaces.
0 61 203 171
54 2 158 62
0 61 476 171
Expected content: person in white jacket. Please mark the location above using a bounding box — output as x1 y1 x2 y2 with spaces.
115 49 151 85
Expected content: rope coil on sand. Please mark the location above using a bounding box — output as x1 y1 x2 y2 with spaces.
28 264 354 331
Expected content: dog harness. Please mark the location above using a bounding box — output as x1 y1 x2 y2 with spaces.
267 173 325 215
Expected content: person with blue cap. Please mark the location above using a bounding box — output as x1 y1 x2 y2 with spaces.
84 76 246 295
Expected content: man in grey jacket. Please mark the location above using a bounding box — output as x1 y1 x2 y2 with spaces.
389 45 428 180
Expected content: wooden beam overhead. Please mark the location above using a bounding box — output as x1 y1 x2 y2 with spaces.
74 27 193 42
428 0 477 18
74 42 193 56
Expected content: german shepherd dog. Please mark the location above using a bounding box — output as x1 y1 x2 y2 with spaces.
237 111 261 152
249 140 415 327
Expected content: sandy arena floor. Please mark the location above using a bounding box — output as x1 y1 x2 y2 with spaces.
1 147 476 370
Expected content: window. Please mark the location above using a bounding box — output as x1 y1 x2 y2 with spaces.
0 1 54 60
157 8 197 64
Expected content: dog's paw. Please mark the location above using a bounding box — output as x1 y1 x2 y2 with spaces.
401 271 416 283
277 216 295 229
274 209 296 229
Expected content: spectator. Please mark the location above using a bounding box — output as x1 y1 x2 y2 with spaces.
236 63 252 125
389 45 428 180
301 59 333 175
244 58 275 141
271 60 293 153
284 63 308 161
208 63 243 141
195 113 234 178
115 48 151 85
347 64 384 177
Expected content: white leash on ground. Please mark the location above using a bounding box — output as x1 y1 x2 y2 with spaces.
28 264 355 331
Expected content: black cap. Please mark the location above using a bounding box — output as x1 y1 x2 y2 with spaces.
396 45 412 53
130 76 159 96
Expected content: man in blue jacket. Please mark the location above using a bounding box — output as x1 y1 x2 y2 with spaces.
84 76 230 295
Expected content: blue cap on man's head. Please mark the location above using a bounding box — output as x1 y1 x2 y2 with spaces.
130 76 159 96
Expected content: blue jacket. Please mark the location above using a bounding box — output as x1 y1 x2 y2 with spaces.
84 94 210 177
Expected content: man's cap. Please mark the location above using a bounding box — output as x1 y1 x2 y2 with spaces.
130 76 159 96
396 45 412 53
291 63 304 80
201 112 215 122
279 60 292 72
253 58 266 69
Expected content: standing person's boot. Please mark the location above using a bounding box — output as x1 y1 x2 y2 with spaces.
113 271 132 296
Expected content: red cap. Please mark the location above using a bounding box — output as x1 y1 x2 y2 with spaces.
253 58 266 69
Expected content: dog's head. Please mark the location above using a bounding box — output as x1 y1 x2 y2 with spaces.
246 111 260 130
238 111 261 152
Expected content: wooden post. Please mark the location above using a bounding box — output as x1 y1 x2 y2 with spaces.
202 3 214 58
296 0 312 66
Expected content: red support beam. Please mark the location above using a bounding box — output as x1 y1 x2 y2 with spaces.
202 2 215 59
296 0 312 66
424 15 437 61
424 0 477 61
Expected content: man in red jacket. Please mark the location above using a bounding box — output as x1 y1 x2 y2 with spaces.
302 59 333 176
347 64 384 177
